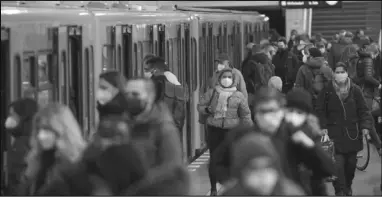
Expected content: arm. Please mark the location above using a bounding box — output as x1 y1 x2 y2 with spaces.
238 96 253 127
353 86 373 130
197 89 214 114
327 45 335 68
293 67 305 89
235 70 248 99
315 87 329 129
363 58 380 87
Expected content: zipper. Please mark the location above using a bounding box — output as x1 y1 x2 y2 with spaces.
337 94 347 120
337 92 359 140
222 96 232 128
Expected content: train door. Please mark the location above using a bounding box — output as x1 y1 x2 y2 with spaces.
158 24 166 60
152 25 159 55
1 27 10 194
121 25 133 78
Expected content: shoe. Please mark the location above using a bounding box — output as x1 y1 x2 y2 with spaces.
345 188 352 196
335 191 345 196
210 190 217 196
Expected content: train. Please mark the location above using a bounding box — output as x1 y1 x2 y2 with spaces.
1 1 269 165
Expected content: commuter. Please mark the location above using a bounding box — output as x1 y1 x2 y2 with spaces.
316 62 373 196
251 87 335 194
316 41 328 61
123 78 189 195
4 98 38 195
96 71 127 122
353 29 372 49
268 76 283 93
272 37 300 92
285 88 328 195
293 34 310 62
222 132 305 195
269 29 281 44
242 43 258 106
328 31 354 68
18 103 87 195
197 68 253 195
210 52 248 99
288 29 298 51
241 42 255 73
294 47 332 111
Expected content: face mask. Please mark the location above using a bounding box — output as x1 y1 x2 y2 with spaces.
243 168 278 195
255 110 284 135
144 71 152 78
319 48 326 54
285 111 307 127
302 55 308 63
334 73 348 83
5 117 18 129
125 97 148 116
221 78 233 88
217 64 225 71
37 129 56 150
96 89 113 105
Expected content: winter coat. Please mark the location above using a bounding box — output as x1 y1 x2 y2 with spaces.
96 93 127 122
356 51 380 98
210 68 248 99
294 57 333 100
243 53 275 94
197 88 253 129
328 38 353 68
272 49 300 85
6 98 38 195
316 81 373 153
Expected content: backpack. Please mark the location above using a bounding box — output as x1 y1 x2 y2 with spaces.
339 44 358 64
163 81 187 131
311 67 330 97
346 55 361 85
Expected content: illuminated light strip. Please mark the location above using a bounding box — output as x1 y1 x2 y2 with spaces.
188 164 200 168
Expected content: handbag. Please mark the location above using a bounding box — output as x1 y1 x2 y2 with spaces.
320 131 338 182
198 90 216 124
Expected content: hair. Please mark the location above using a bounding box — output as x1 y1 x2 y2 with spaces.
291 29 298 35
143 54 157 64
333 62 348 72
252 87 286 109
99 70 126 91
261 43 276 53
24 103 87 183
218 69 235 87
277 37 287 45
146 56 168 72
303 44 315 55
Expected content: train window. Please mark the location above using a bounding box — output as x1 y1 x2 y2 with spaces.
191 38 197 91
155 41 158 55
22 55 36 99
117 44 121 71
37 54 53 107
142 41 151 58
133 43 138 77
171 38 178 78
14 55 22 97
181 38 185 85
166 40 170 70
102 45 115 72
138 41 143 76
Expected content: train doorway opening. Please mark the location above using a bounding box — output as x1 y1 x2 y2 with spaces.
259 9 286 37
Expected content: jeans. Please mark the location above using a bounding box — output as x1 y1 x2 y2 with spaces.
332 152 357 194
207 126 229 191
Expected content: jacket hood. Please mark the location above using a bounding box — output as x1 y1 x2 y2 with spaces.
358 50 373 58
305 57 326 69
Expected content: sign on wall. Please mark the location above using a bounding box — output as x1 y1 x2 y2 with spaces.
279 1 342 9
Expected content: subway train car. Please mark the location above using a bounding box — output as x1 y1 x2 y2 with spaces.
1 3 269 186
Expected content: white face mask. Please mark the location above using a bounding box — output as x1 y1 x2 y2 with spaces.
334 73 348 83
285 111 307 127
37 129 56 150
302 55 308 63
221 78 233 88
319 48 326 54
217 64 225 71
143 71 152 78
96 89 113 105
255 110 284 135
243 168 278 195
5 117 18 129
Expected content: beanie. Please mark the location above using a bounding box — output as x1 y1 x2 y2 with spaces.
268 76 283 92
286 88 313 113
308 47 323 58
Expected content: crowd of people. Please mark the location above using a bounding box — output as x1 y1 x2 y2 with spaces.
3 28 381 196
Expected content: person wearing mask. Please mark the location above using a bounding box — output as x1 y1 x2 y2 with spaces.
272 37 300 92
288 29 298 51
328 31 354 68
316 41 328 61
242 43 260 107
18 103 87 195
210 53 248 99
122 78 189 195
96 71 127 122
293 34 311 63
241 43 255 73
222 132 305 196
252 87 335 194
4 98 38 195
198 69 253 196
268 76 283 93
294 47 333 110
316 62 373 196
268 29 281 44
353 29 372 49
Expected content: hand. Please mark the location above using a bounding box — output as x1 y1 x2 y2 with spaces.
379 84 382 89
362 129 371 140
322 129 328 135
292 130 315 148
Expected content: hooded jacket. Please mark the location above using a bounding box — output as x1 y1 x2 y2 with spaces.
328 38 353 68
356 51 380 98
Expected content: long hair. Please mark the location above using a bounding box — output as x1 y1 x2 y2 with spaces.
24 103 87 182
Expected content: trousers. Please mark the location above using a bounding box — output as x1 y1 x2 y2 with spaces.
332 152 357 194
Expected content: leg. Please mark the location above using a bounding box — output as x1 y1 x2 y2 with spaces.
206 126 226 193
332 154 346 195
344 152 357 196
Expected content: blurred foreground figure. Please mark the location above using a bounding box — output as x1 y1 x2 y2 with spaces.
4 98 38 195
222 131 305 195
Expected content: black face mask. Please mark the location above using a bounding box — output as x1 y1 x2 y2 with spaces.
125 97 148 116
97 93 127 118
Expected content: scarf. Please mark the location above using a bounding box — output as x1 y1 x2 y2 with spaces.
332 78 351 101
164 71 181 85
214 86 237 119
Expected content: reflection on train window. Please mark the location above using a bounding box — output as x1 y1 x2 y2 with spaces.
138 42 143 76
37 54 53 107
102 45 115 72
22 56 34 87
133 43 137 77
37 55 49 86
14 55 22 97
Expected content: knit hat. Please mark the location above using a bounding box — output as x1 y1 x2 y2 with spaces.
231 133 281 178
308 47 323 58
286 88 313 113
99 71 126 89
268 76 283 92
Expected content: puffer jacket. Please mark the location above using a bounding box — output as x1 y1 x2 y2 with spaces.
294 57 332 99
356 51 380 98
197 88 253 129
328 38 353 68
